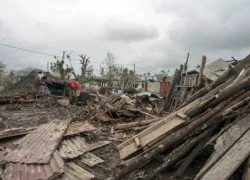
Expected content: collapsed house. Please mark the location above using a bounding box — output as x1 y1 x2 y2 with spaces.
42 72 67 96
0 71 67 105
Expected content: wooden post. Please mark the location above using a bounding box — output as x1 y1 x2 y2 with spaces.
163 64 183 111
196 56 206 88
184 53 189 72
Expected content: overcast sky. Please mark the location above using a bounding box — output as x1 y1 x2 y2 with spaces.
0 0 249 75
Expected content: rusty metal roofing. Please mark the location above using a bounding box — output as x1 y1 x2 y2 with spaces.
80 152 104 167
58 136 89 159
4 120 70 164
64 121 97 137
62 162 95 180
58 136 111 160
2 151 64 180
0 127 36 140
86 140 111 152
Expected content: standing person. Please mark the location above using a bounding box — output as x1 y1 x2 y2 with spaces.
68 79 82 105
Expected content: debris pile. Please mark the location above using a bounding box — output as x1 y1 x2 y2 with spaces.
0 70 42 104
0 115 115 180
114 54 250 179
95 93 141 122
92 93 163 142
1 55 250 180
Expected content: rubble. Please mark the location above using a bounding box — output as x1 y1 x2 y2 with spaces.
113 54 250 180
1 54 250 180
95 93 142 122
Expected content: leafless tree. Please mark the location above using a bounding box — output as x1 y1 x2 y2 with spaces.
0 61 6 74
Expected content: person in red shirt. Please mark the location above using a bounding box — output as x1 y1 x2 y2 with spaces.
67 80 82 104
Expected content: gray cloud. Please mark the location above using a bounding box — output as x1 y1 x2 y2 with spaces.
0 0 249 75
103 20 159 42
155 0 250 52
0 19 3 29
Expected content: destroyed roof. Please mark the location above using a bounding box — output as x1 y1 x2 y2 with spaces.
197 58 232 81
0 70 41 96
10 68 44 77
43 72 66 84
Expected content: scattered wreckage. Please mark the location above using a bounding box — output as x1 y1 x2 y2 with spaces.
0 55 250 180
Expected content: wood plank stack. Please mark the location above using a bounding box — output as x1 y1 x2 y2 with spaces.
114 54 250 179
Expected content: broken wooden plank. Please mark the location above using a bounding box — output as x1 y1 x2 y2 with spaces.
196 114 250 179
80 152 105 167
176 112 188 120
199 129 250 180
4 120 70 163
134 137 142 148
118 114 185 159
115 119 159 130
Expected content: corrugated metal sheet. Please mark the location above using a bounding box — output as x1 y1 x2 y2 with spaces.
86 140 111 152
64 121 97 137
62 162 95 180
2 151 64 180
0 127 36 140
58 136 111 160
58 136 89 159
80 152 104 167
4 120 70 163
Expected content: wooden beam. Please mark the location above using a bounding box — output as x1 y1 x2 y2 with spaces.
196 55 206 88
117 113 185 159
196 114 250 179
199 129 250 180
163 65 182 111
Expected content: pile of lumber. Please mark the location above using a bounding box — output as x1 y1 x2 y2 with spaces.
114 54 250 179
94 93 143 122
